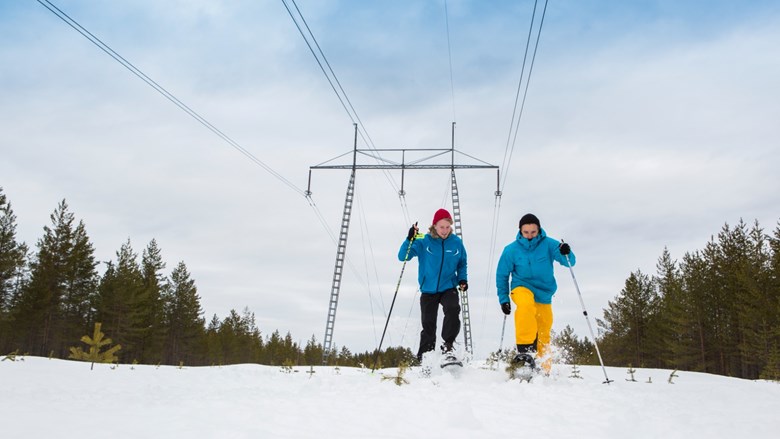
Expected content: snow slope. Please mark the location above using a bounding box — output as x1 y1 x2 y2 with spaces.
2 356 778 438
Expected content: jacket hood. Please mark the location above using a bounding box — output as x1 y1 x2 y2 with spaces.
515 227 547 250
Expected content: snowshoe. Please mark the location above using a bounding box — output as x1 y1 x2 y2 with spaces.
512 353 536 369
440 352 463 369
508 353 538 382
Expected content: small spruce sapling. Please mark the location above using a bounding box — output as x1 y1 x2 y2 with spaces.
569 365 584 379
280 359 294 373
381 362 411 386
68 322 122 370
626 364 638 382
2 349 23 362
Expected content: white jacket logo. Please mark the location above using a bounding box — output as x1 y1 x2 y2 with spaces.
427 246 459 256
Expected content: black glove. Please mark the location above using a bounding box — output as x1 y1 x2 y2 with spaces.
501 302 511 315
406 223 418 241
559 242 571 256
458 280 468 292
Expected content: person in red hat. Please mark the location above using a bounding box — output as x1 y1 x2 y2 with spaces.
399 208 468 365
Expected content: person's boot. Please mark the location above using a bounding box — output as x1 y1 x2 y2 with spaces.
512 343 537 368
439 342 462 368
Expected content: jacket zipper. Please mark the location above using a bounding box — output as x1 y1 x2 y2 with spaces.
435 238 445 293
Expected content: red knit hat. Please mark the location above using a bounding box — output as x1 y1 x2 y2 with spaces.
432 208 452 225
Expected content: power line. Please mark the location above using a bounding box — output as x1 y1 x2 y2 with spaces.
444 0 457 122
479 0 549 347
35 0 307 197
499 0 549 193
281 0 406 210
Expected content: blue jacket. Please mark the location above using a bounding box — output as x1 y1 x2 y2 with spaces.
398 233 467 294
496 228 575 305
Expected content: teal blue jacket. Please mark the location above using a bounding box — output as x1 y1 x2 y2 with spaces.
399 233 467 294
496 228 575 305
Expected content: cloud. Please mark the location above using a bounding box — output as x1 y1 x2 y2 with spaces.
1 0 778 357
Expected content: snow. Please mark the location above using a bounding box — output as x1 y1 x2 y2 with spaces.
2 356 779 438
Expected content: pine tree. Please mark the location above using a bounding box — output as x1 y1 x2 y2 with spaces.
264 330 283 365
654 248 695 370
0 188 29 351
302 335 322 365
711 221 751 376
676 251 712 372
599 270 660 367
96 239 145 362
554 325 597 365
137 239 167 363
733 221 775 379
205 314 223 365
60 221 99 355
214 308 263 364
10 200 97 357
161 261 205 365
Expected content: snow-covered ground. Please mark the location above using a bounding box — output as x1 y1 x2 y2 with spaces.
2 356 778 438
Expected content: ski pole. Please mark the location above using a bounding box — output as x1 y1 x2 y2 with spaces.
562 242 613 384
372 224 417 372
498 315 507 353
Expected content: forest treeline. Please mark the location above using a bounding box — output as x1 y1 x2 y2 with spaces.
557 218 780 380
0 188 412 368
2 187 778 378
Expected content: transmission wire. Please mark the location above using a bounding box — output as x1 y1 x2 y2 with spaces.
499 0 549 193
36 0 306 197
282 0 404 201
444 0 457 122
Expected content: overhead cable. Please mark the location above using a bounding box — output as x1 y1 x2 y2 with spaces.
281 0 405 207
36 0 306 197
444 0 457 122
499 0 549 193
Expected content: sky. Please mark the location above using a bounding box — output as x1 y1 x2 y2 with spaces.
1 0 779 358
2 356 780 438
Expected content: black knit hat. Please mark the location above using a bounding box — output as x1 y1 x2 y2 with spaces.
519 213 540 230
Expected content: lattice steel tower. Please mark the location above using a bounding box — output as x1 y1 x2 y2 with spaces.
309 124 498 363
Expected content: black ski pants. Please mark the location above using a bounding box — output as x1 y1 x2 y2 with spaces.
417 288 461 361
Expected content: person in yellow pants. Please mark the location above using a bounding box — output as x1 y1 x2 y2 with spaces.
496 213 575 372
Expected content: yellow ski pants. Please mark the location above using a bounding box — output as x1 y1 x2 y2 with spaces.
510 286 553 361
